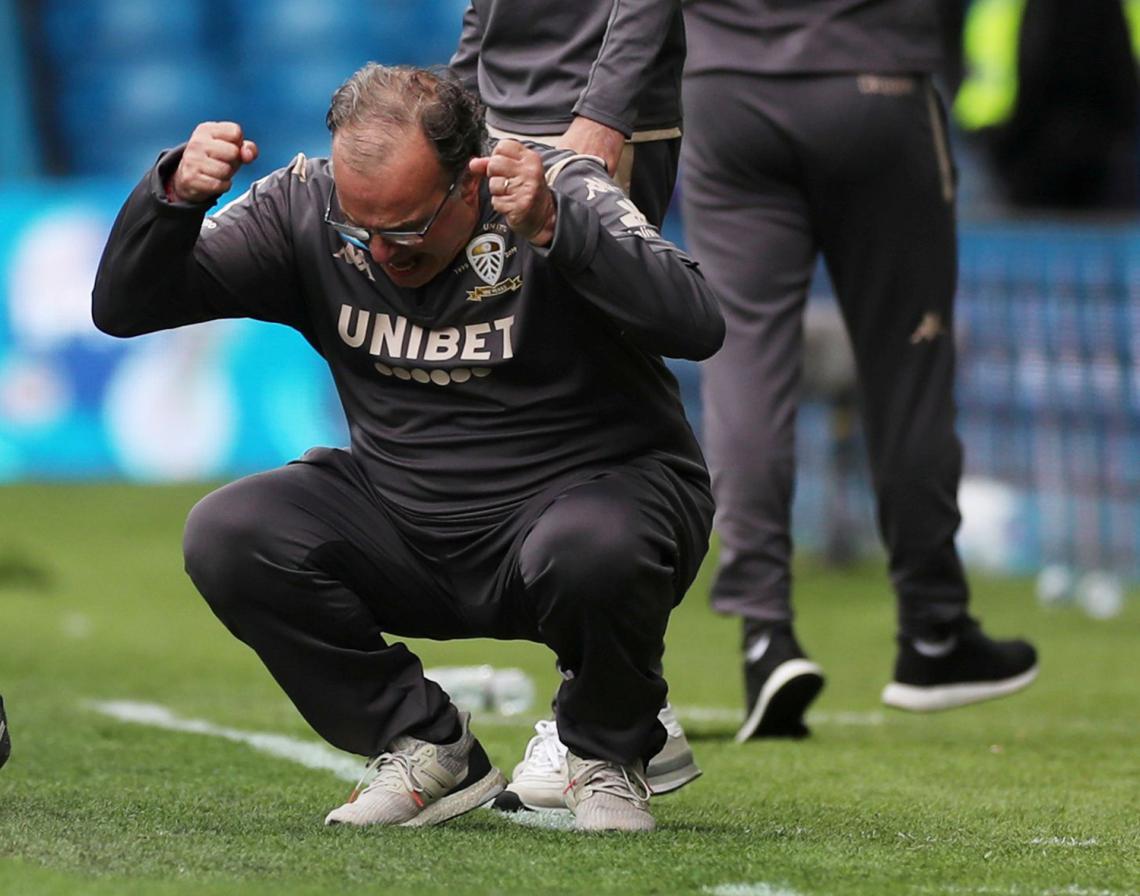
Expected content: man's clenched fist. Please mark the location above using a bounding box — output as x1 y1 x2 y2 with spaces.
169 122 258 204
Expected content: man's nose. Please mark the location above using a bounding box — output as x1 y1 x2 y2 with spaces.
369 236 401 264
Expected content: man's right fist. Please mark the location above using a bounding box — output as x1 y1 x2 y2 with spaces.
169 122 259 204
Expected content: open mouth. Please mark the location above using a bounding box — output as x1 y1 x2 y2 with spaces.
387 258 419 273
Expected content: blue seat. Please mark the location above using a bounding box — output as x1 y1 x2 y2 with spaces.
232 0 376 62
238 56 350 116
40 0 207 61
57 61 229 175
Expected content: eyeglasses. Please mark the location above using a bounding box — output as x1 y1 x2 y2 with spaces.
324 178 459 249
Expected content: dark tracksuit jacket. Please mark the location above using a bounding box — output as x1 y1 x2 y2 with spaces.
450 0 687 226
91 143 723 763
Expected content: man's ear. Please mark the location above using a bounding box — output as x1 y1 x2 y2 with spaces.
460 169 482 205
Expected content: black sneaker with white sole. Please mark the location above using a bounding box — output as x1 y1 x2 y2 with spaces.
0 694 10 769
881 618 1038 712
736 625 825 742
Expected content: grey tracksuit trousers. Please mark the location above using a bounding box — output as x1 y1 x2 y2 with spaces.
681 73 970 638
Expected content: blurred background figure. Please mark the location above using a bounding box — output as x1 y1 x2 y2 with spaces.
680 0 1039 739
954 0 1140 210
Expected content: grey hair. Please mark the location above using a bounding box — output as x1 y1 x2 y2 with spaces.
326 64 486 179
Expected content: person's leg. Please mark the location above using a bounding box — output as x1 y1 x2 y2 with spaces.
682 73 815 631
625 136 681 229
518 462 710 766
183 448 467 755
681 72 825 738
807 75 969 639
512 461 711 830
805 76 1036 708
183 448 506 825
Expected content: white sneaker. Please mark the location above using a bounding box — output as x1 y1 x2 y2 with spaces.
493 719 569 810
491 705 700 811
325 711 505 827
564 752 655 832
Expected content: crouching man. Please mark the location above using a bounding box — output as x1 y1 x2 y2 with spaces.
92 64 724 832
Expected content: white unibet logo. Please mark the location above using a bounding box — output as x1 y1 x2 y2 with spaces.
466 233 505 286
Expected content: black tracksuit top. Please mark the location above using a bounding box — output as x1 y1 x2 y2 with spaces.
92 145 724 515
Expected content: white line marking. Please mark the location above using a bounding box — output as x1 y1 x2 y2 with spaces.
1028 837 1100 847
672 705 886 727
61 612 93 640
86 700 578 830
703 884 807 896
85 700 362 781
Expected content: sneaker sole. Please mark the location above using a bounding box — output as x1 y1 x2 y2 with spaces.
647 756 697 793
401 767 507 827
881 664 1039 712
735 658 826 743
497 782 569 812
647 751 701 795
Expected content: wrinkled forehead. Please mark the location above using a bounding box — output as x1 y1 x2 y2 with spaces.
331 126 448 220
331 123 445 185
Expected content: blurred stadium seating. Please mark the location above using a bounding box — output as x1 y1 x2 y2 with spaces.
30 0 468 178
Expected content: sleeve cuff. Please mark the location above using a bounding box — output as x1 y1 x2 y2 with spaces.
149 145 219 213
531 192 600 273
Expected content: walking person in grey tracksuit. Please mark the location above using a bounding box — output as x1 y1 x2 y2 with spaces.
680 0 1039 741
450 0 703 810
92 64 723 831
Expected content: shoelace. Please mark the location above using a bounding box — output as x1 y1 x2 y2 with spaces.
521 719 568 775
566 758 652 804
348 750 427 806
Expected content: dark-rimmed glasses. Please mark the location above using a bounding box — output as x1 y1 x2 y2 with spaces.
324 178 459 249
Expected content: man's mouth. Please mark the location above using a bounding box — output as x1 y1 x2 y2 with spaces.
387 258 418 273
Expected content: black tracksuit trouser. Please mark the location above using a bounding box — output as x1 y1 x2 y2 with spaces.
182 447 712 765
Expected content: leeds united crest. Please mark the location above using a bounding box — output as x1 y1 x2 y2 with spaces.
466 233 505 285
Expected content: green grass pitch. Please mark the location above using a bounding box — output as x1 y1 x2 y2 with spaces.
0 483 1137 895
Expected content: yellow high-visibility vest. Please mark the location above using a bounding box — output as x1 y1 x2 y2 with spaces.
953 0 1140 131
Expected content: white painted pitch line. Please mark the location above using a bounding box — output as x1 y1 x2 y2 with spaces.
703 884 807 896
1028 837 1100 848
672 705 886 727
84 700 587 832
85 700 363 782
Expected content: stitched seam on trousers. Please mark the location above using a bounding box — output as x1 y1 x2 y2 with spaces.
924 80 955 204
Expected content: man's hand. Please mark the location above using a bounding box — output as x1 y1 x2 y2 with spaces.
469 140 556 247
169 122 258 204
555 116 625 176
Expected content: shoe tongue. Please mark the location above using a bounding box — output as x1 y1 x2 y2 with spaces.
387 735 428 755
